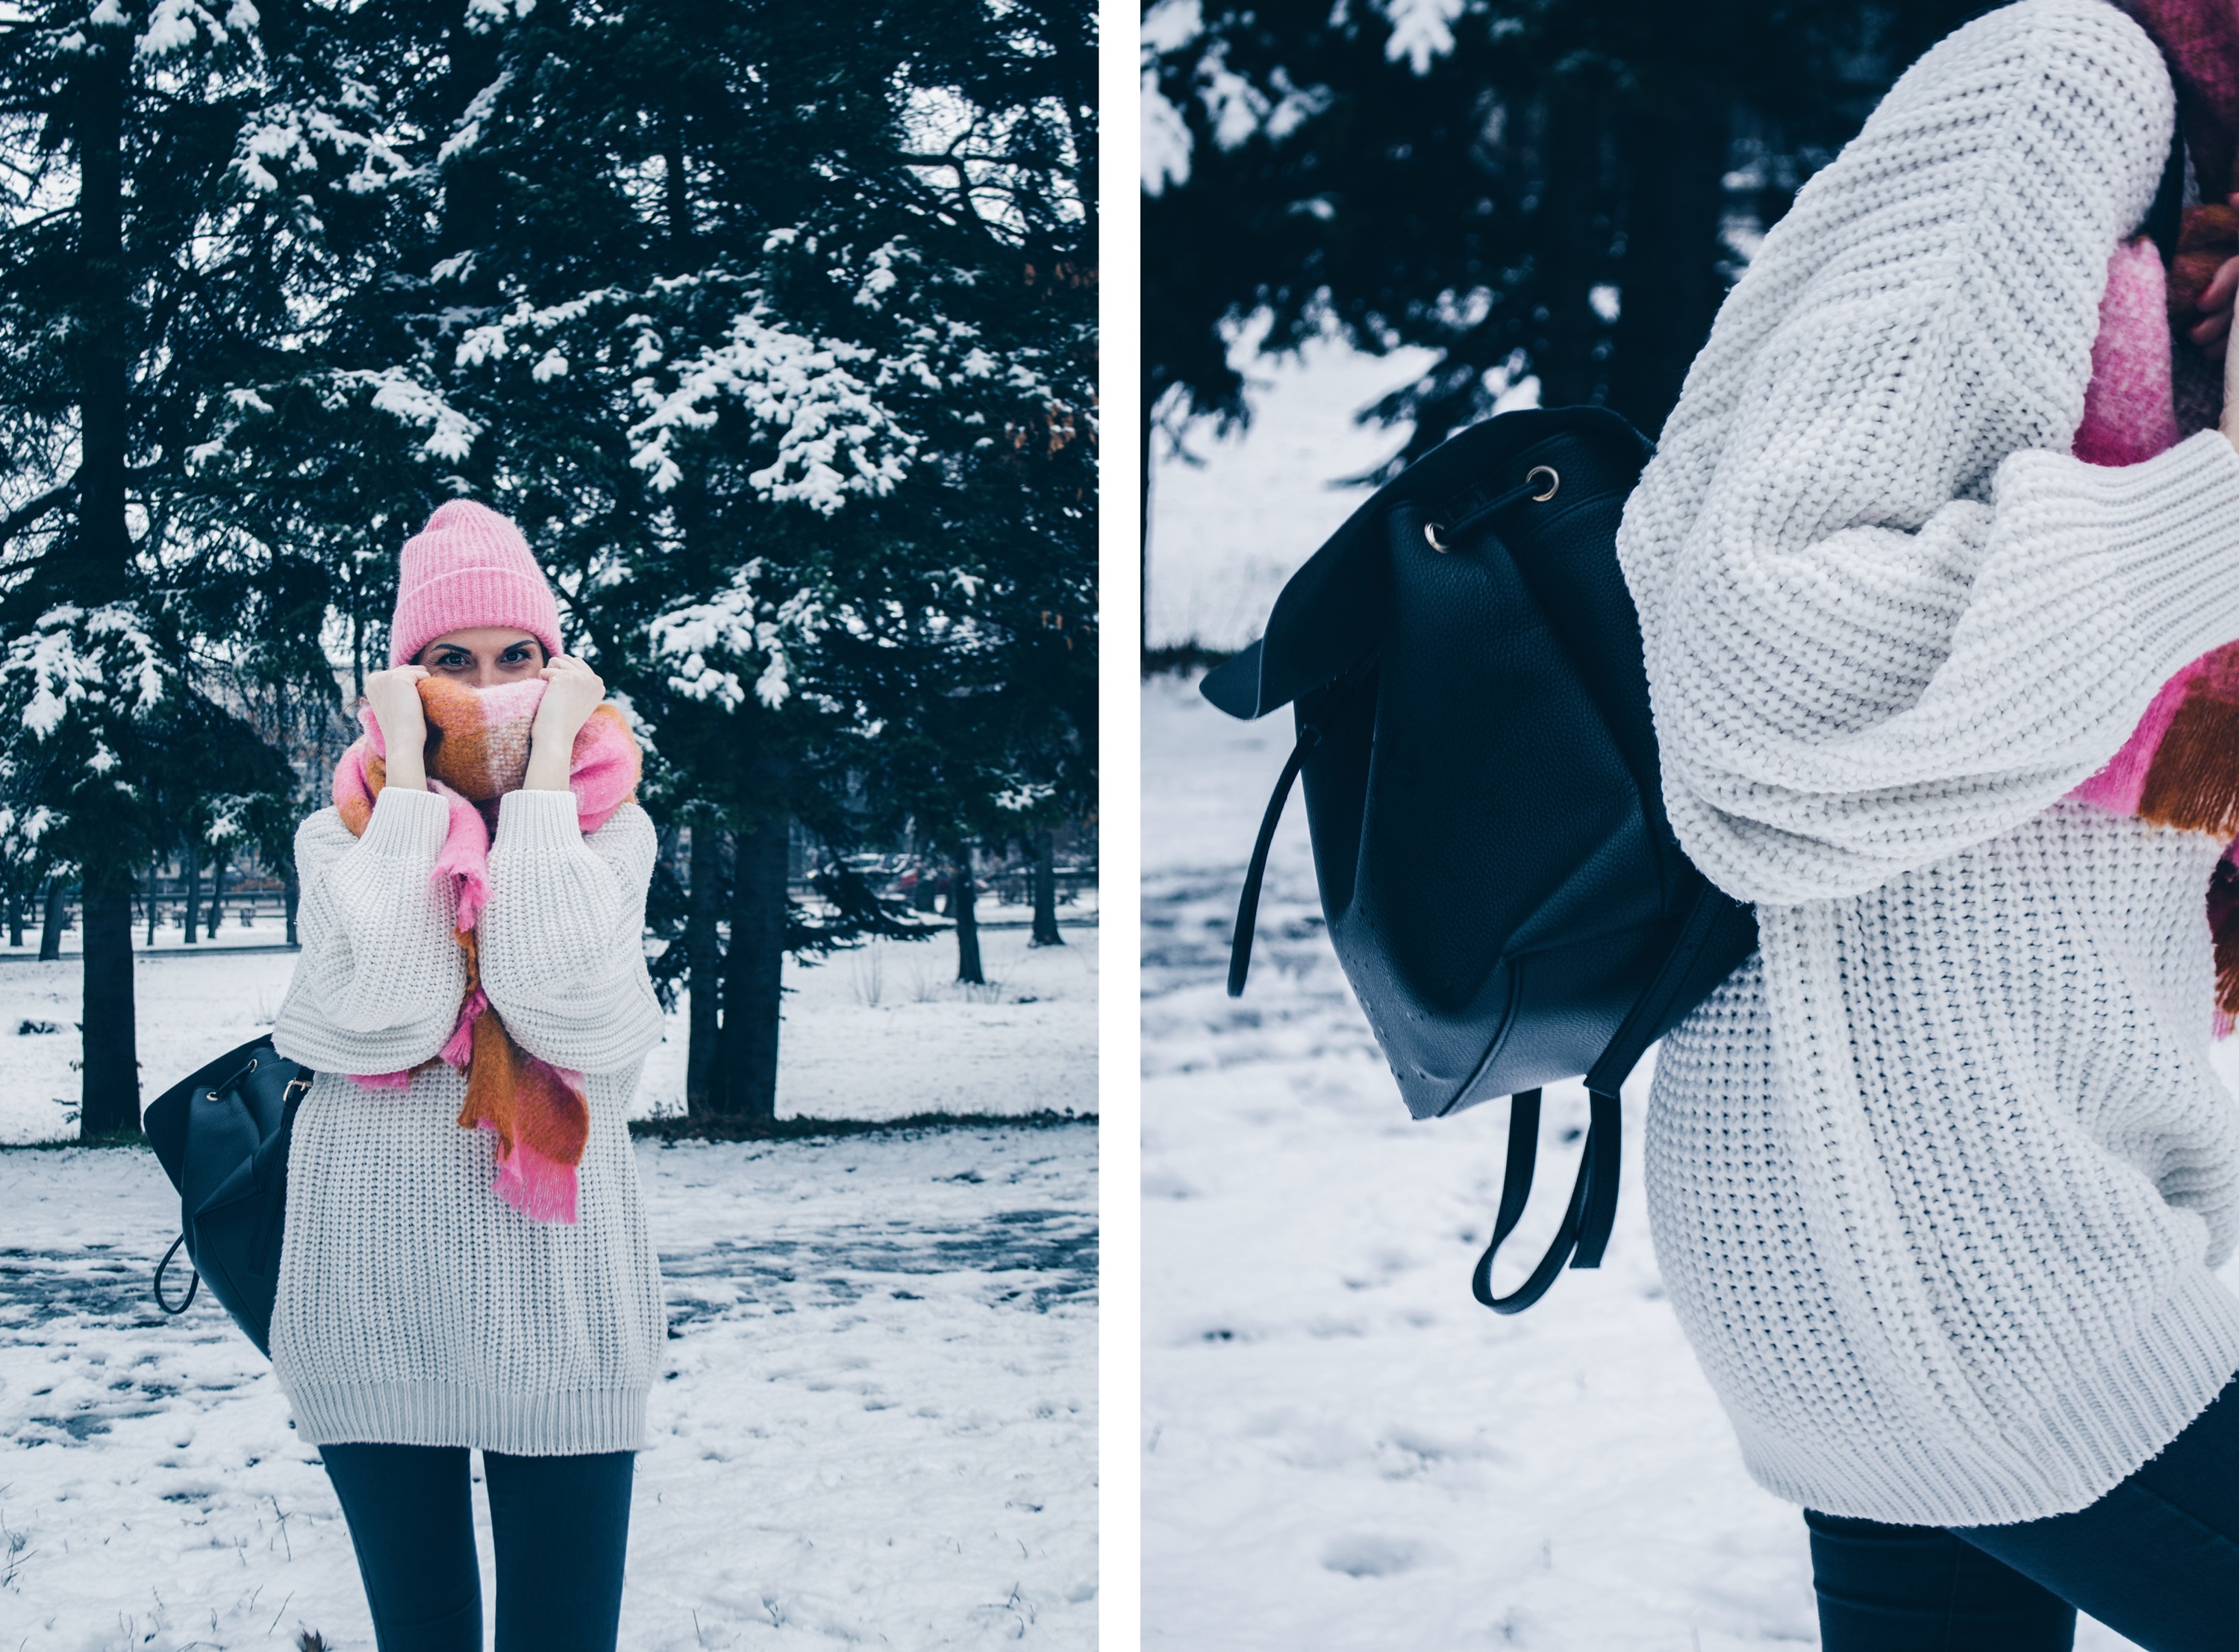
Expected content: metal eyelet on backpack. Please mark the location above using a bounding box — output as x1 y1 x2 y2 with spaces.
1424 522 1453 553
1526 466 1560 502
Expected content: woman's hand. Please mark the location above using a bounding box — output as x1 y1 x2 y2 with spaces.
2192 268 2239 360
2226 307 2239 456
363 666 429 792
524 654 605 792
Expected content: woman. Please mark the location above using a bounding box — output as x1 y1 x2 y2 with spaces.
269 499 666 1651
1621 0 2239 1645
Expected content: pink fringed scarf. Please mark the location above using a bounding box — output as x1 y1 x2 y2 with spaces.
2068 235 2239 1030
333 675 641 1220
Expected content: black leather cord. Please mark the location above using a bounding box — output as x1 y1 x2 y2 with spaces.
154 1233 199 1315
1447 472 1553 539
1227 725 1320 998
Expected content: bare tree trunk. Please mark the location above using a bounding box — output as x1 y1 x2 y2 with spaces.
182 851 201 944
284 872 299 947
1606 90 1731 439
1531 83 1618 413
1141 376 1154 660
69 33 130 608
912 860 939 912
205 847 228 935
145 858 158 945
684 812 727 1118
954 847 984 984
663 113 693 267
78 874 138 1136
434 4 504 298
1030 830 1063 947
7 880 23 947
717 808 789 1128
60 31 141 1137
39 880 67 961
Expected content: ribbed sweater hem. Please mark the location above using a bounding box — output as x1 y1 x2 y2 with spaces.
1733 1268 2239 1526
284 1380 649 1456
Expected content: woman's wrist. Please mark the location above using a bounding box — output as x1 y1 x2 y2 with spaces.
383 749 428 792
522 725 576 792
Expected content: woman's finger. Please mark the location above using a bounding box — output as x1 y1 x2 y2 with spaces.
2223 300 2239 448
2193 309 2235 348
2202 256 2239 317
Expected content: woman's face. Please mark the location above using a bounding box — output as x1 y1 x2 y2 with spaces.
416 628 548 688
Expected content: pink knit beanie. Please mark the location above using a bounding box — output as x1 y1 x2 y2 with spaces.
389 500 563 667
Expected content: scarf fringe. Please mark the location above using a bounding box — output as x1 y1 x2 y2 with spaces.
2136 690 2239 837
490 1133 583 1223
439 984 487 1069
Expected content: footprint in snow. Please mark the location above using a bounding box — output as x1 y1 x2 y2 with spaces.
1320 1533 1422 1578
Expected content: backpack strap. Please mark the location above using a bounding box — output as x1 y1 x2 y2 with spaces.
1227 723 1320 998
1225 660 1375 996
1469 1087 1626 1312
1470 879 1755 1311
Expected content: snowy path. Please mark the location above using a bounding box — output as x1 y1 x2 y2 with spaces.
0 1125 1095 1650
1140 672 2179 1651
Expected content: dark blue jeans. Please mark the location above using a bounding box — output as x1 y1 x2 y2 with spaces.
317 1443 635 1652
1807 1374 2239 1651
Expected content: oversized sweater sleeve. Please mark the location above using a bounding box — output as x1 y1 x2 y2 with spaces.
476 790 663 1080
271 786 466 1071
1615 0 2239 906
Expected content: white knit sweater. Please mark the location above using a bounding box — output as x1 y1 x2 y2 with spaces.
1621 0 2239 1524
268 783 667 1456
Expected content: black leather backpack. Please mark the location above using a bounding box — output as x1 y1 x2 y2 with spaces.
1202 405 1757 1312
144 1034 311 1356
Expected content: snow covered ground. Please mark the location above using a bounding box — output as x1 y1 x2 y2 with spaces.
0 919 1096 1145
0 1126 1094 1650
0 898 1096 1648
1140 669 2214 1649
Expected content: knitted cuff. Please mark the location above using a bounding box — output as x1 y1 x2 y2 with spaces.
359 783 452 860
2081 432 2239 672
496 787 586 852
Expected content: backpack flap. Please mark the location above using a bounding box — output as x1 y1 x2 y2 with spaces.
144 1033 272 1195
1201 407 1654 726
176 1054 272 1251
144 1037 307 1354
1322 478 1670 1119
188 1081 303 1358
1199 507 1387 722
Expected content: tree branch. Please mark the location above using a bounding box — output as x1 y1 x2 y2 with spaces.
0 476 74 551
